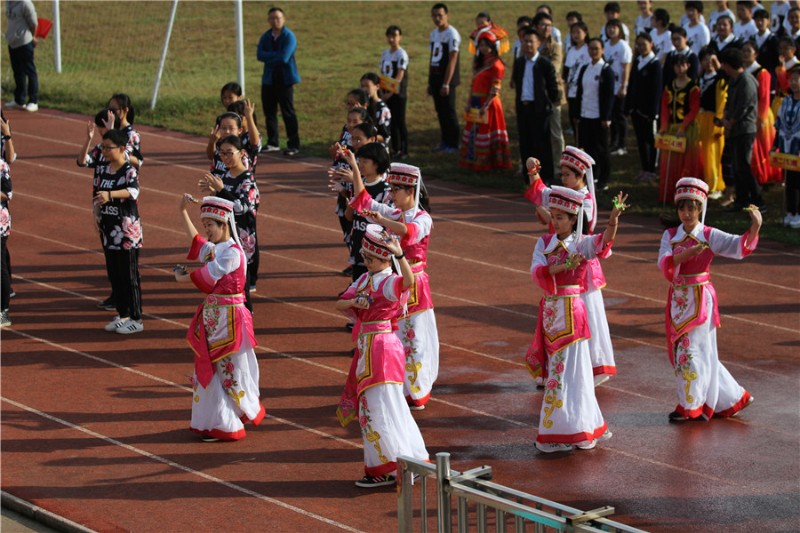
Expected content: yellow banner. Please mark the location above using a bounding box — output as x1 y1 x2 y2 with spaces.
769 152 800 171
378 75 399 95
655 134 687 153
464 108 488 124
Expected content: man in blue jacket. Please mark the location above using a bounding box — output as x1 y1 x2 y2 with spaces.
257 7 301 156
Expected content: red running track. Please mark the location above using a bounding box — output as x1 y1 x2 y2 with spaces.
1 108 799 532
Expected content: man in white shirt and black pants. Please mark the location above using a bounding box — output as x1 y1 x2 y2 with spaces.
576 38 616 191
428 3 461 153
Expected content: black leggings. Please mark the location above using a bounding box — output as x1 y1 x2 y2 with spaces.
1 236 10 311
387 94 408 154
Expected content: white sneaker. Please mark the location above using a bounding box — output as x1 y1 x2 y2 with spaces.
104 315 128 332
263 144 280 152
790 214 800 230
576 440 596 450
24 103 38 112
598 429 613 442
784 214 793 227
535 441 573 454
708 191 723 200
116 319 144 335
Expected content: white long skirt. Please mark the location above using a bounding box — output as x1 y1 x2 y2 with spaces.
583 288 616 378
672 290 749 419
359 383 429 476
191 338 264 440
537 338 607 446
397 309 440 406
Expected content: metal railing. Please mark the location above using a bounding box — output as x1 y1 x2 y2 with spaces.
398 453 648 533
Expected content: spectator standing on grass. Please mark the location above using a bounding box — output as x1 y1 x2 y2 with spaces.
684 1 712 56
562 11 583 57
513 28 559 183
428 3 461 154
709 15 743 55
709 1 737 34
773 66 800 228
599 2 631 46
697 47 728 197
658 54 701 204
459 30 512 172
257 6 300 156
563 21 590 142
576 38 615 192
635 1 654 36
380 25 409 159
651 9 675 64
771 0 791 36
753 8 780 79
534 13 565 182
720 47 766 211
663 26 701 89
535 5 562 45
5 0 39 112
734 1 759 42
604 19 633 156
626 32 662 184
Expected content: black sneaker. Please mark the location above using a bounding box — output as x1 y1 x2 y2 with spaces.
97 296 116 310
354 474 396 488
340 265 353 277
8 289 15 298
284 147 300 156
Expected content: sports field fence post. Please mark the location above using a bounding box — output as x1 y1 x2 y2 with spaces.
150 0 179 111
52 0 61 73
234 0 245 96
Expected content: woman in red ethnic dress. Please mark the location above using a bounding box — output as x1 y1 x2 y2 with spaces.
742 41 781 185
177 195 265 442
658 55 701 204
459 31 512 171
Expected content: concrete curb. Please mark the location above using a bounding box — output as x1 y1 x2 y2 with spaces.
1 492 96 533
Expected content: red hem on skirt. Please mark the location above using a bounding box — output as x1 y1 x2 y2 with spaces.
536 421 608 444
675 403 714 421
406 392 431 407
365 461 398 477
240 403 266 426
190 426 247 441
714 390 752 418
592 365 617 377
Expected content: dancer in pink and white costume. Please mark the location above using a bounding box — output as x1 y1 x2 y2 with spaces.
336 224 428 487
658 178 760 422
524 146 617 386
339 147 440 410
525 186 627 453
178 195 265 442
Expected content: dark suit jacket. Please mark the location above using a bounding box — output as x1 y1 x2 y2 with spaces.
575 61 616 121
625 55 663 118
512 54 559 116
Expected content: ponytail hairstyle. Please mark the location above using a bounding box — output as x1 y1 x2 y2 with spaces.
418 181 432 214
109 93 135 124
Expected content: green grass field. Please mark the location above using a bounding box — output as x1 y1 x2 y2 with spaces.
2 0 795 244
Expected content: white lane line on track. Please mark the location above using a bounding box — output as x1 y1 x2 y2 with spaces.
0 396 365 533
